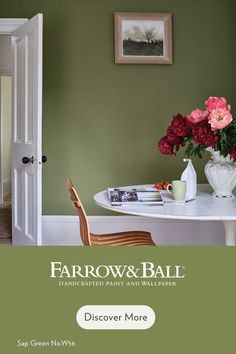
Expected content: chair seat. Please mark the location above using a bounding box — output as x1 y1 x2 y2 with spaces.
67 179 156 246
90 231 156 246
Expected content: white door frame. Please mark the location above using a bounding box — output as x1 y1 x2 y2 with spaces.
0 75 3 204
0 18 28 204
0 19 28 34
0 75 12 204
0 21 28 205
0 20 27 205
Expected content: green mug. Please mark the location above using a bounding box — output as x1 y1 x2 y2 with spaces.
167 180 186 202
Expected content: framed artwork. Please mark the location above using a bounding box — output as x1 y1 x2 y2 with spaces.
114 12 172 64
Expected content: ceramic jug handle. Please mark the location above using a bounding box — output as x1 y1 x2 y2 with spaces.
167 184 172 195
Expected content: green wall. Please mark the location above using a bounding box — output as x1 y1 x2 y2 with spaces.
1 0 236 215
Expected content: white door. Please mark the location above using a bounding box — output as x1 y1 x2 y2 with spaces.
12 14 43 245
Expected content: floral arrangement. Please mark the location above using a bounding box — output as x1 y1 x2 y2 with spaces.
158 97 236 160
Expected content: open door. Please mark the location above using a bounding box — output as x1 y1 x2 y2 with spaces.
12 14 43 245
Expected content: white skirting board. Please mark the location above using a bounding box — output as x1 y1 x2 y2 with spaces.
42 216 225 246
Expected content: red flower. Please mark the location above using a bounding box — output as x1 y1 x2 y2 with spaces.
192 121 218 146
154 181 170 190
166 126 183 144
158 136 175 155
230 146 236 160
170 113 192 137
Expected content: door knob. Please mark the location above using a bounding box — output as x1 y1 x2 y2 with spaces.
22 156 35 164
42 155 47 163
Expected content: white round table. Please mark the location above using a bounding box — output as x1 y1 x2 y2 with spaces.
94 185 236 246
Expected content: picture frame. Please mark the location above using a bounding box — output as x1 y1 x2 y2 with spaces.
114 12 172 64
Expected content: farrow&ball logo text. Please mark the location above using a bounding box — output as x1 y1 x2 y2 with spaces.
50 262 186 279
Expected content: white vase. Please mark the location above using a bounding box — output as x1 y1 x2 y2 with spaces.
181 158 197 201
204 147 236 197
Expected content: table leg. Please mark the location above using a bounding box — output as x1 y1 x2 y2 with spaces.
222 221 236 246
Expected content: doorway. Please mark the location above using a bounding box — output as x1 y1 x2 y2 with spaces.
0 75 12 205
0 15 43 245
0 34 12 244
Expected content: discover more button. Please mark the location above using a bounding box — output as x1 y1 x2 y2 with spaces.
76 305 156 330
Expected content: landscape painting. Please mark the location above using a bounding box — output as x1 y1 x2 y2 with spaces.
114 13 172 64
122 20 164 57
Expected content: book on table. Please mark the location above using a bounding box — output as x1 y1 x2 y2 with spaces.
107 187 163 206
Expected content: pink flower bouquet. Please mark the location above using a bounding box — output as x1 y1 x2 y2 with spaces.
158 97 236 160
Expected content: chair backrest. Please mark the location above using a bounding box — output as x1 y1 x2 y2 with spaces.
66 179 91 246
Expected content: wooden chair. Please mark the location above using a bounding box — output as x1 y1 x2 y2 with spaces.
67 179 156 246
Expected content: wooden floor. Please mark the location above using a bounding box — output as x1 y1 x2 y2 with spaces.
0 194 12 245
0 238 12 246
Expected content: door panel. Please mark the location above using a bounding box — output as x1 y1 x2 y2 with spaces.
12 14 43 245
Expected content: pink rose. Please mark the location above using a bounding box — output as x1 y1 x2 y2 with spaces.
187 109 208 124
208 108 233 130
205 96 230 112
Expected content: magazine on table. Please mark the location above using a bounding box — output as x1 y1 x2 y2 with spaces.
107 187 163 205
